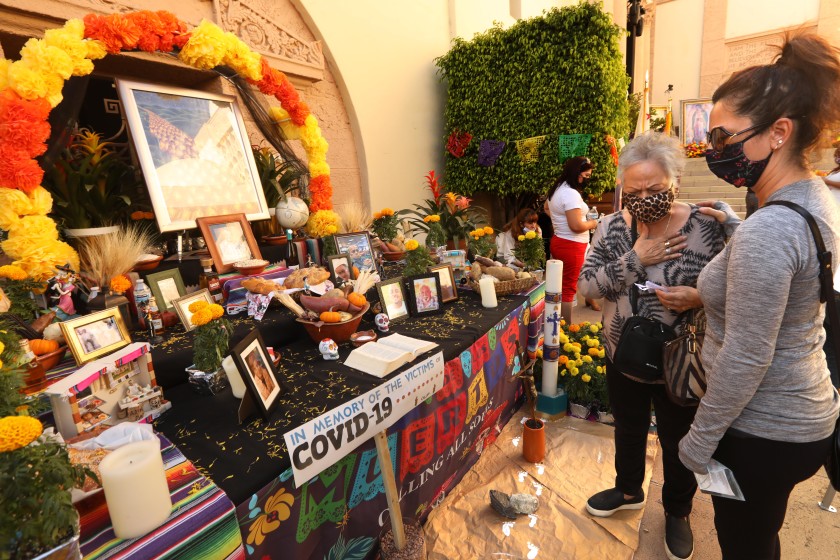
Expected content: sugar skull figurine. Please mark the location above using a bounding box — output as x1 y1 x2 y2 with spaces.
374 313 390 333
319 338 339 360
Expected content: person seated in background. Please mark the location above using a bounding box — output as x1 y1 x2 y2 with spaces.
495 208 542 271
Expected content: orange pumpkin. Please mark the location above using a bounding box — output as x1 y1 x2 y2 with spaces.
347 292 367 307
29 338 59 356
320 310 342 323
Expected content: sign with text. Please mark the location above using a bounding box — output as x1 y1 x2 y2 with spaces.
284 351 445 487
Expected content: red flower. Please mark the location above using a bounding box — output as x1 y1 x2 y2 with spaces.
308 175 333 212
0 145 44 193
84 13 142 53
0 90 51 158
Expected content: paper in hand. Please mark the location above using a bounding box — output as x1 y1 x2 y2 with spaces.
695 459 745 501
634 281 664 292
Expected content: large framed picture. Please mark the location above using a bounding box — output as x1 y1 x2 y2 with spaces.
116 79 270 232
375 277 410 322
406 273 443 316
334 232 375 272
326 253 353 287
145 268 186 313
60 308 131 365
196 214 262 274
231 329 284 419
680 98 713 146
429 264 458 303
171 289 214 331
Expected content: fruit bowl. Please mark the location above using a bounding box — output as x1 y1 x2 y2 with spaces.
133 254 163 271
36 344 68 372
296 304 370 343
235 259 269 276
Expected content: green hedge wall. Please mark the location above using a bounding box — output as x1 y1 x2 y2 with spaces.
435 3 629 200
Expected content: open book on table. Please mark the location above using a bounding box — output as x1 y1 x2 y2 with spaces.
344 333 438 378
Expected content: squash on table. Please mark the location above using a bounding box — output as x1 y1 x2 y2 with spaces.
29 338 59 356
347 292 367 308
320 310 342 323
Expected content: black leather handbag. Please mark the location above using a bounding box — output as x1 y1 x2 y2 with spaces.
765 200 840 491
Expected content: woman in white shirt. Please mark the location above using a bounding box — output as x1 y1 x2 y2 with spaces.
495 208 541 271
822 146 840 206
545 156 598 323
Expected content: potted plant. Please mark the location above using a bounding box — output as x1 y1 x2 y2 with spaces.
251 146 306 237
557 320 610 421
467 226 497 260
510 346 545 463
42 129 138 236
371 208 407 258
0 323 90 559
512 229 546 272
187 300 232 374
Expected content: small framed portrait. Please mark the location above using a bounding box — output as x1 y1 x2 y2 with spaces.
429 264 458 303
231 329 284 418
146 268 186 313
60 308 131 365
196 213 262 274
171 289 215 332
327 253 354 287
406 273 443 316
375 277 410 322
334 232 376 272
680 98 713 146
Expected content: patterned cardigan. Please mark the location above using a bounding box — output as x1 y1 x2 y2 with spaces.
578 206 728 370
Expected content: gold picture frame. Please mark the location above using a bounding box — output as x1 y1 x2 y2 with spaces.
60 308 131 365
171 289 215 332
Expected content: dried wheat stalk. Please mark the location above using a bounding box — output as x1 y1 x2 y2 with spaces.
77 225 155 289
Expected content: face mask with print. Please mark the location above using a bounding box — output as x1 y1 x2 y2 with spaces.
704 140 773 188
621 188 675 224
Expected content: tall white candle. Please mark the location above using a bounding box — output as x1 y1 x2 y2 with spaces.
545 260 563 294
222 355 247 398
542 360 559 397
479 276 498 308
99 439 172 540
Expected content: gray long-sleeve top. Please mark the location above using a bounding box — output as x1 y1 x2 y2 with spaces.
679 178 840 472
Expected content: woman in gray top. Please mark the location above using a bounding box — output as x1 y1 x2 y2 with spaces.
679 33 840 560
579 132 738 560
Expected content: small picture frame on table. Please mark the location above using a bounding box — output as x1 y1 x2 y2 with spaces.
326 253 354 287
196 213 262 274
231 329 284 419
334 231 376 272
375 277 410 322
406 273 443 316
429 264 458 303
60 308 131 365
146 268 186 313
171 289 214 332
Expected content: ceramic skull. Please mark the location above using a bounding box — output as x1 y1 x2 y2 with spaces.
374 313 390 332
319 338 339 360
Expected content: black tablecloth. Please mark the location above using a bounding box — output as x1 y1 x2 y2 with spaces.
152 286 526 505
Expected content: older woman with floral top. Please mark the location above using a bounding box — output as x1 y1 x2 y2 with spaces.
577 132 740 560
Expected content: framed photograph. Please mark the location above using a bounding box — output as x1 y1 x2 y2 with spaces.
146 268 186 313
680 98 713 145
60 308 131 365
327 253 353 287
406 273 443 316
196 213 262 274
116 79 270 232
231 329 284 419
375 277 410 322
171 289 215 331
334 232 376 272
429 264 458 303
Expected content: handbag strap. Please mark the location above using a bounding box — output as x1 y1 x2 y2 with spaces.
763 200 840 375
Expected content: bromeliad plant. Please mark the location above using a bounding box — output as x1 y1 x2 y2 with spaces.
189 301 232 373
252 145 305 208
558 320 609 410
405 170 488 247
513 230 546 271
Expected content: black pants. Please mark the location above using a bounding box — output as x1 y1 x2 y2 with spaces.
606 357 698 516
711 431 832 560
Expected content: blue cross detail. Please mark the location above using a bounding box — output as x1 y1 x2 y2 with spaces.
546 311 561 337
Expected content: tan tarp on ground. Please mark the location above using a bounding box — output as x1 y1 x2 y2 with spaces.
424 412 658 560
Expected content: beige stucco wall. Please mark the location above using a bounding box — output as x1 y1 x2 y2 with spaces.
650 0 704 107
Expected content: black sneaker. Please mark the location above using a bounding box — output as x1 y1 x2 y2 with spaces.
664 513 694 560
585 487 645 517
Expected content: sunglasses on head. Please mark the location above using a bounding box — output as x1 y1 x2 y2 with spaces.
705 121 773 154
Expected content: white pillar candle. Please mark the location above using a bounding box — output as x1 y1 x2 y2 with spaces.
99 439 172 540
479 276 498 308
222 355 247 398
545 259 563 294
541 359 559 398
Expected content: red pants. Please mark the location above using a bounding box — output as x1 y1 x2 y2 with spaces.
549 236 588 303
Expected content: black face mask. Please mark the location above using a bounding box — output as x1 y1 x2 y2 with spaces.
579 176 591 186
705 139 773 188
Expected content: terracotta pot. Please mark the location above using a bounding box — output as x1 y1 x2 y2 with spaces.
522 418 546 463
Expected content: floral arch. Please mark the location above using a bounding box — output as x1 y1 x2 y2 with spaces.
0 10 332 280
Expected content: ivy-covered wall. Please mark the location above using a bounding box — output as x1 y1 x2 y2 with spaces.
436 3 629 204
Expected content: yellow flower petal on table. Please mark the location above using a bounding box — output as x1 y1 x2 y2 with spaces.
188 300 210 314
405 239 419 251
209 304 225 320
0 416 43 453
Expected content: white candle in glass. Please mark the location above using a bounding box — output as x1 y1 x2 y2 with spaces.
222 355 247 398
545 259 563 294
542 359 559 397
479 276 498 308
99 439 172 540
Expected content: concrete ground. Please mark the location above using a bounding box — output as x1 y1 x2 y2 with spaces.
573 295 840 559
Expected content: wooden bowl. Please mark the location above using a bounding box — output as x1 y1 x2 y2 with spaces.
235 259 269 276
133 254 163 271
36 344 68 372
381 251 406 262
296 304 370 343
350 330 377 347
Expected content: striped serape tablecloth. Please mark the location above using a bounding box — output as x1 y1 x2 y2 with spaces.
77 434 245 560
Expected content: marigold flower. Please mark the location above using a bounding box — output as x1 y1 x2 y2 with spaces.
558 355 569 365
569 367 579 376
581 374 591 383
190 308 213 327
588 347 600 356
405 239 419 251
483 226 493 235
0 415 43 453
582 355 593 363
209 303 225 319
130 210 145 220
109 275 131 294
589 324 600 333
0 265 27 281
381 208 394 216
524 230 537 240
188 300 210 313
518 235 525 242
569 324 580 333
559 368 567 376
536 348 543 359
